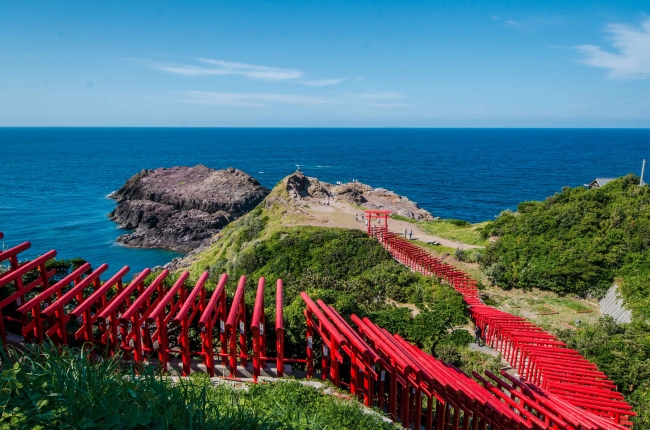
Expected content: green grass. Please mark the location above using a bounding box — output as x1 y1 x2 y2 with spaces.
482 297 499 306
418 220 488 246
389 214 417 224
417 242 458 255
0 343 398 430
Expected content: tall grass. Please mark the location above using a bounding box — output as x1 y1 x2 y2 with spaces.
0 343 396 429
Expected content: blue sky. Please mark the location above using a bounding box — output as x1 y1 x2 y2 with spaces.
1 1 649 127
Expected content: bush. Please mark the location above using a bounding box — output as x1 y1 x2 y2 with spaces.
434 343 502 377
201 226 470 364
0 343 398 430
455 248 483 264
480 175 650 299
447 219 471 228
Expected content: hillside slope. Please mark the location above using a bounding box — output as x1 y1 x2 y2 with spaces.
480 175 650 311
171 175 499 374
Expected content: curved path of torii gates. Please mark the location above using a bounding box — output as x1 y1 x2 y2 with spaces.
364 210 635 428
0 226 635 430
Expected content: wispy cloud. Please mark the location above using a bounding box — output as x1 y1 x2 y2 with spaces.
155 65 224 76
491 16 528 29
505 20 523 27
149 59 303 81
301 78 347 87
575 18 650 79
183 91 341 107
196 59 303 80
180 90 412 109
360 102 413 108
336 90 409 100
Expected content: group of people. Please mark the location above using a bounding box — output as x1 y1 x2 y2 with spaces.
356 213 386 227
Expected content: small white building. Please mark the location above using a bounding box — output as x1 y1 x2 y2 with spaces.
584 178 616 189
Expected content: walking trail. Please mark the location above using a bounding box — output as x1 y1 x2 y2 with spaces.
283 198 483 250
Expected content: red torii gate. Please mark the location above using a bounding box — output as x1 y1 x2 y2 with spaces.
0 229 636 429
364 209 391 236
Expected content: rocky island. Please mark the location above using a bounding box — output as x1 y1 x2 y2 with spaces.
108 165 269 252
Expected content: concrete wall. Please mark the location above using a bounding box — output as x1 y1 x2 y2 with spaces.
599 283 632 324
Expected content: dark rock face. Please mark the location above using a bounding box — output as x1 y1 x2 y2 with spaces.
109 165 269 252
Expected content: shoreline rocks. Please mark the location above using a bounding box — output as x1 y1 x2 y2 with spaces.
109 165 269 252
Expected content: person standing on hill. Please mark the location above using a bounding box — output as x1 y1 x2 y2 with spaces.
474 326 482 347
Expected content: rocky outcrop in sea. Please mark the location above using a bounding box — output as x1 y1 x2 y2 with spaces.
109 165 269 252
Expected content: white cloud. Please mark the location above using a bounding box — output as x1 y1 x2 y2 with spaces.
575 18 650 79
360 102 412 108
505 20 524 27
301 78 347 87
180 90 412 109
150 59 303 81
196 59 303 80
155 65 226 76
183 91 341 107
336 90 409 100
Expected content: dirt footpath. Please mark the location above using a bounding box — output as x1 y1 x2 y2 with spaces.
284 198 482 250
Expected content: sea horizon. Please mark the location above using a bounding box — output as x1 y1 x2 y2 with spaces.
3 127 650 272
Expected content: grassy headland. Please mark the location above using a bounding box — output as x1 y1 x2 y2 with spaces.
177 177 500 375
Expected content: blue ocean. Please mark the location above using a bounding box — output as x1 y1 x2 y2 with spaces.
2 128 649 272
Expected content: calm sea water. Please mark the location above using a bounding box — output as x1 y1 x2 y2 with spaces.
2 128 649 272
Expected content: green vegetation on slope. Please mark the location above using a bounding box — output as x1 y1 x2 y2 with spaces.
181 203 493 376
0 344 397 430
480 175 650 302
475 175 650 427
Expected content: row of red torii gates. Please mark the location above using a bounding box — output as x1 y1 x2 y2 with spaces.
0 223 635 430
365 210 634 428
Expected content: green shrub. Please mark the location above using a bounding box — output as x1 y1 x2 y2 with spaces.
389 214 417 223
480 175 650 299
0 343 398 430
455 248 483 264
447 219 471 228
200 226 470 364
433 343 501 377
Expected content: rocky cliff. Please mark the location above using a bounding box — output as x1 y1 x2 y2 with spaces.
279 171 434 221
109 165 269 252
